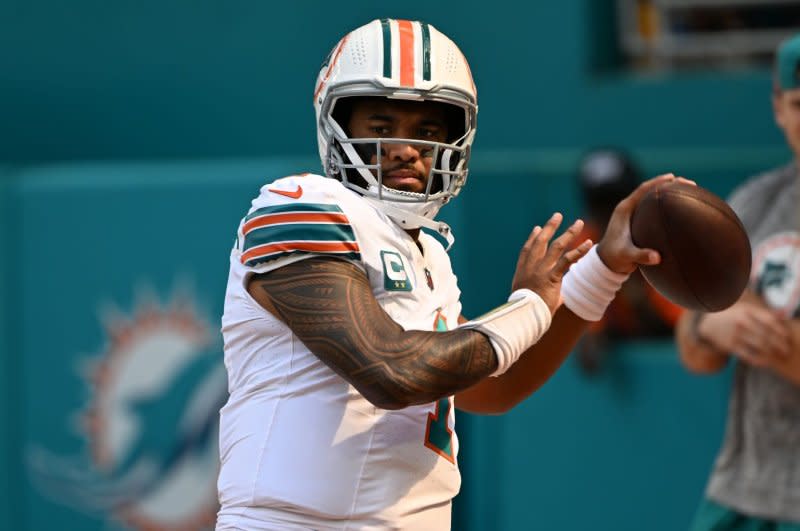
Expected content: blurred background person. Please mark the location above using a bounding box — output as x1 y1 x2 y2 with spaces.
575 148 683 373
675 33 800 531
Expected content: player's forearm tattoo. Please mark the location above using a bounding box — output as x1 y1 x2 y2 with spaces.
252 258 497 409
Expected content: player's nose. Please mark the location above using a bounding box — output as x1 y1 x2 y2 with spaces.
384 142 420 162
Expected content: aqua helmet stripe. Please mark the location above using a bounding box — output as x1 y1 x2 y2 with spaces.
380 18 392 78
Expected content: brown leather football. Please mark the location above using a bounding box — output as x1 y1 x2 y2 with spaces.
629 181 751 311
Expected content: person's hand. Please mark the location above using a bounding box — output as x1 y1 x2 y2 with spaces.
596 173 693 274
698 300 791 367
512 213 593 314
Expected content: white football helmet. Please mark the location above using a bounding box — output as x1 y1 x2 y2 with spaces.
314 18 478 242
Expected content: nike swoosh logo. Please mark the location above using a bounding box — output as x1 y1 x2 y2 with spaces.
268 185 303 199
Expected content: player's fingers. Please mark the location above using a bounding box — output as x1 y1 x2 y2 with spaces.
522 225 542 252
619 173 676 211
517 225 542 271
627 246 661 266
532 213 563 255
552 239 592 278
544 219 584 264
675 177 697 186
518 225 542 267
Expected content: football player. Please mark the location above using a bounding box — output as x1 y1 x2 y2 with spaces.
216 18 674 530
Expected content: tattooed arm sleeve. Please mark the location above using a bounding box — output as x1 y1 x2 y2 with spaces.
247 257 498 409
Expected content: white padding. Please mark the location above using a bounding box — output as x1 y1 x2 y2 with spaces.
561 245 629 321
459 288 552 376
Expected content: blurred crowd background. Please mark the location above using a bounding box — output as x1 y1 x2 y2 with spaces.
1 1 795 530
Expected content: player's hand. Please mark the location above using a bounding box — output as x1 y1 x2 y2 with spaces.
596 173 694 274
698 300 791 366
512 213 592 315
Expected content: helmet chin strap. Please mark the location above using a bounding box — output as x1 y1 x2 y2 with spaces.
363 196 455 249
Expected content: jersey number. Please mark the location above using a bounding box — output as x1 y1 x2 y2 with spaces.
424 397 455 464
424 309 455 463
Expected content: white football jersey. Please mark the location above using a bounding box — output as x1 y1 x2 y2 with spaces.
217 174 463 530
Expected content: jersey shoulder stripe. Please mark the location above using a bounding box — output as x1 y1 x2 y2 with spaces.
243 202 345 223
240 202 360 267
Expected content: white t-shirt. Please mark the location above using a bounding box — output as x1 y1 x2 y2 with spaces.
217 174 463 530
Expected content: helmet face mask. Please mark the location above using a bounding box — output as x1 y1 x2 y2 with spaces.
314 19 478 228
324 102 472 203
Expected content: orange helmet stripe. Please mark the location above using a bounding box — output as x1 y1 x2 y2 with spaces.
313 35 349 101
397 20 415 87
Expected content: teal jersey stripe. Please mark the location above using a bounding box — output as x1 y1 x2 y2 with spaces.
245 202 343 222
243 222 356 253
421 22 431 81
245 250 361 268
381 18 392 78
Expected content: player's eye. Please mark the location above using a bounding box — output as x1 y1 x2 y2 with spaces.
369 125 391 136
418 128 441 139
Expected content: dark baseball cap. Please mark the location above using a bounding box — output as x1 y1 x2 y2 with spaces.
777 33 800 91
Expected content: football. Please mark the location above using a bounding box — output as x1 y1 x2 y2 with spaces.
629 181 751 311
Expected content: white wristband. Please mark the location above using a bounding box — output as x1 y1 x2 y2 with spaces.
459 288 552 377
561 245 629 321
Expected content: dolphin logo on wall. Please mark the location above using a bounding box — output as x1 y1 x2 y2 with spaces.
28 289 227 530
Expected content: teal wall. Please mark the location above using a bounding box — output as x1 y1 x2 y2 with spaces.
0 167 15 531
0 0 785 163
1 1 796 530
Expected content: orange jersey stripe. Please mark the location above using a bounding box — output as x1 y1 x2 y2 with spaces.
243 212 351 235
397 20 415 87
241 240 360 264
